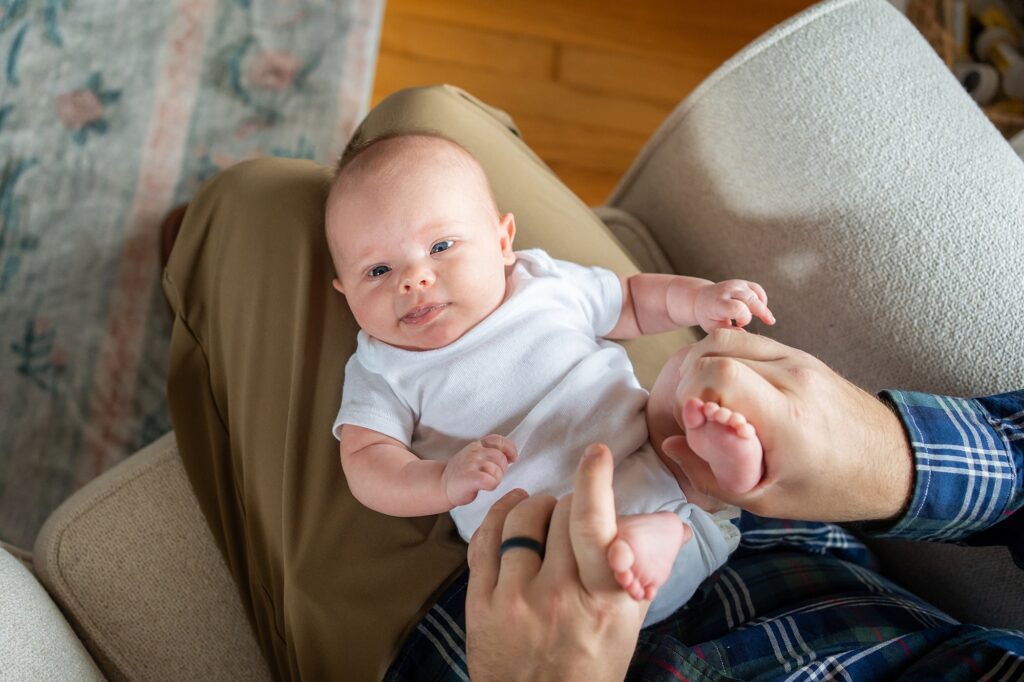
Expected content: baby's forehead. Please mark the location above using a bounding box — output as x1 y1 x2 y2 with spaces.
337 135 480 191
326 135 496 259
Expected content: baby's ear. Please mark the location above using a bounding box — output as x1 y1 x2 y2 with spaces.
499 213 516 265
332 277 345 295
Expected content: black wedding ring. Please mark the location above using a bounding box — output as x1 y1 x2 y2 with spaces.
499 536 545 560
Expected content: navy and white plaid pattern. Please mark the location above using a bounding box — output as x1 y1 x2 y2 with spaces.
878 391 1024 545
386 390 1024 681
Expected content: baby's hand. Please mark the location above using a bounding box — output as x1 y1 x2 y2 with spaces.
443 435 518 507
693 280 775 332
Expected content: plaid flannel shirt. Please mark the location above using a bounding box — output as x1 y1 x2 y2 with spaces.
386 390 1024 681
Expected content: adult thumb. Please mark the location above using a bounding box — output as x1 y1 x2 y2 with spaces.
660 435 727 505
570 443 621 593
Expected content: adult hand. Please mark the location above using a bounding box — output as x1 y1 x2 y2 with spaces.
466 444 665 682
662 328 913 523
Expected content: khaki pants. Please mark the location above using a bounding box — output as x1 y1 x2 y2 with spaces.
164 85 690 680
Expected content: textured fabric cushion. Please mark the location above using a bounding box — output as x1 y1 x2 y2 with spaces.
0 547 103 680
33 433 271 681
606 0 1024 627
593 206 675 275
611 0 1024 398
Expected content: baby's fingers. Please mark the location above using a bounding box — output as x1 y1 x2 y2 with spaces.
476 454 508 479
745 299 775 326
481 434 518 463
748 281 768 306
470 468 503 492
453 468 503 506
719 299 753 328
740 283 775 325
756 304 776 325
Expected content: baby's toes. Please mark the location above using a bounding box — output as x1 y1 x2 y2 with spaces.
626 576 646 601
711 406 734 425
614 567 642 599
727 411 747 429
682 398 708 430
608 538 635 574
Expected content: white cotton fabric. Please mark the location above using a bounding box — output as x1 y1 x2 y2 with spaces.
335 249 739 626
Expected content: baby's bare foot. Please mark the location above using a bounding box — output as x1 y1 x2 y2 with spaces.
607 512 687 602
682 398 764 495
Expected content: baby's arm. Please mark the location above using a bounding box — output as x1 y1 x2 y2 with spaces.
606 274 775 339
340 425 518 516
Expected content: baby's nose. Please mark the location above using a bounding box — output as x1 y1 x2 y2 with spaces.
401 265 435 291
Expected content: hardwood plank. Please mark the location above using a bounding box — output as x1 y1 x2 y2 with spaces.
373 51 669 136
380 13 556 79
558 46 714 106
545 162 621 206
511 115 650 173
372 0 818 204
386 0 813 64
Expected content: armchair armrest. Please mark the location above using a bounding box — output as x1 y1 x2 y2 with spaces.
33 432 271 681
0 546 103 680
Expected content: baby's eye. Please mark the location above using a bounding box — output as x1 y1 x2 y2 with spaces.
368 265 391 278
431 239 454 254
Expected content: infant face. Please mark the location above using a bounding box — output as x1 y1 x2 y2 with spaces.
326 136 516 351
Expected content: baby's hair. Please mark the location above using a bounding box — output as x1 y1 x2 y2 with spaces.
329 130 498 210
334 130 464 175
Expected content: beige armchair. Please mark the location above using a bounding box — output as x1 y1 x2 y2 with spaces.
3 0 1021 678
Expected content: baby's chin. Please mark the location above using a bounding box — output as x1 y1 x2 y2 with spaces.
384 320 473 352
388 333 460 352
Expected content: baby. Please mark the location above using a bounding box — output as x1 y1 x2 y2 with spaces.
326 133 773 626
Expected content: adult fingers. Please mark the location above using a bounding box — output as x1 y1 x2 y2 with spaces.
537 494 580 585
660 435 733 506
468 489 529 606
498 494 558 590
570 444 621 594
675 352 777 418
668 435 775 515
677 346 791 417
682 328 795 369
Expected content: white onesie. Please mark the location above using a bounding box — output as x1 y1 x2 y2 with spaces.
334 249 739 626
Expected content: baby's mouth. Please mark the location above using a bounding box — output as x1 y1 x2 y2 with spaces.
401 303 449 324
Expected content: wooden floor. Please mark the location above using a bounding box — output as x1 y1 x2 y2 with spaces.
372 0 815 205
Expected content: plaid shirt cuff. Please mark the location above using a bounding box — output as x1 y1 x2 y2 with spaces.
869 390 1024 542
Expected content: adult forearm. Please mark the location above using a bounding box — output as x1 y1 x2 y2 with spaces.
852 396 914 522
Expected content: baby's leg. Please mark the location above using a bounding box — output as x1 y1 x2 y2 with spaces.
647 344 765 496
607 512 687 601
